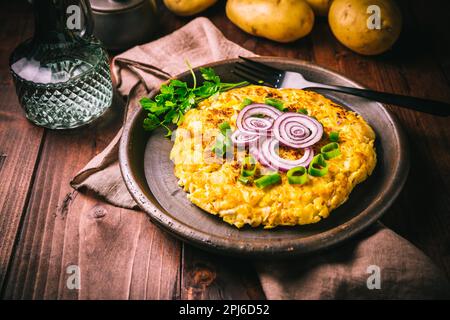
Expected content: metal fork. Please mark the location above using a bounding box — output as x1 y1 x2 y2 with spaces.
233 56 450 117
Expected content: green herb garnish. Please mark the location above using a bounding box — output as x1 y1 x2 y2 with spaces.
213 122 233 158
212 133 232 158
308 154 329 177
329 131 339 142
265 98 286 111
298 108 308 115
219 121 231 136
238 175 251 185
255 173 281 189
141 67 248 136
321 142 341 160
241 156 257 177
287 166 308 185
240 98 253 109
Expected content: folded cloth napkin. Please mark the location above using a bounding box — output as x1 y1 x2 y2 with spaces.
71 17 254 208
71 17 450 299
257 223 449 299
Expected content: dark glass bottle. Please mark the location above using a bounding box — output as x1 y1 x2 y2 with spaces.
9 0 113 129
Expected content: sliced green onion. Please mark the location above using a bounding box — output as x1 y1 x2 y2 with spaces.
213 122 233 157
287 166 308 185
308 154 329 177
212 149 221 158
255 173 281 189
265 98 286 111
329 131 339 142
212 144 224 157
238 175 250 185
321 142 341 160
213 134 231 158
298 108 308 115
239 98 253 109
212 135 222 156
241 156 257 177
219 121 231 136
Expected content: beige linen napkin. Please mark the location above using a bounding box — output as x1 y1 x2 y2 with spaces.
70 17 254 208
258 223 449 299
71 17 450 299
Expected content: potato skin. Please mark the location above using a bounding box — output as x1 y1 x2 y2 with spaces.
226 0 314 43
329 0 402 55
305 0 331 16
163 0 217 16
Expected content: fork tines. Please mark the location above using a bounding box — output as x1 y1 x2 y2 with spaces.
232 56 284 88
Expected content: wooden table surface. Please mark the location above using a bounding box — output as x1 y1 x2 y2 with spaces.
1 0 449 299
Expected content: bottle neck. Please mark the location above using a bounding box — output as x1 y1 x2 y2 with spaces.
33 0 74 42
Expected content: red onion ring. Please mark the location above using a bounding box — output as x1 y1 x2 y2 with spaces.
243 117 273 133
230 129 260 147
256 138 314 172
249 144 278 172
236 104 282 135
273 113 323 148
232 106 322 171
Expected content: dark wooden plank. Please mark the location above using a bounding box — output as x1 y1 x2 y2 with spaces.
408 0 450 85
0 0 44 291
0 0 182 299
154 2 266 300
156 2 316 300
3 0 449 300
2 100 182 299
382 0 450 276
310 5 450 277
155 0 449 298
181 247 265 300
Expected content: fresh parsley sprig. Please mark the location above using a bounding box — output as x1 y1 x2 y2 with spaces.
140 67 248 137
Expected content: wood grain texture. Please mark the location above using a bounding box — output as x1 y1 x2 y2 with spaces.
385 0 450 276
129 57 407 258
181 246 265 300
156 1 306 299
307 0 450 277
0 0 449 299
0 1 43 291
1 93 182 299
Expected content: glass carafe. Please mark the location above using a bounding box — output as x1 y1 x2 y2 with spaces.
9 0 113 129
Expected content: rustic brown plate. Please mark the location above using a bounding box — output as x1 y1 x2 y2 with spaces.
119 57 409 258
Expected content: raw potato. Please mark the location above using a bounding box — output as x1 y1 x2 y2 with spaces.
226 0 314 43
306 0 331 16
163 0 217 16
329 0 402 55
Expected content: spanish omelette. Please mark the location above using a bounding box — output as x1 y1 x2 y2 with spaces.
170 85 376 228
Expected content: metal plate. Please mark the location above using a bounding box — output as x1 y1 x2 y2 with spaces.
119 57 409 258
